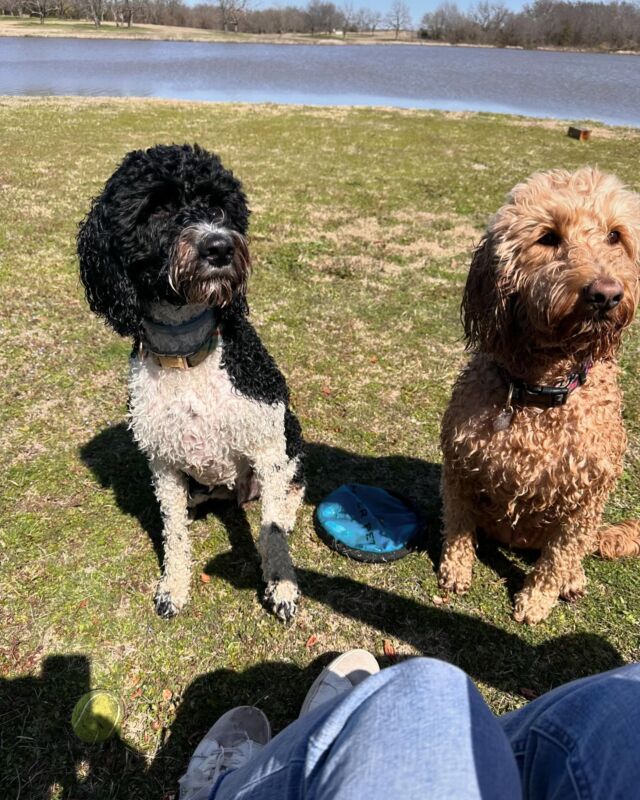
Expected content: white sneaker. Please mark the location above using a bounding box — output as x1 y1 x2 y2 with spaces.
299 649 380 717
178 706 271 800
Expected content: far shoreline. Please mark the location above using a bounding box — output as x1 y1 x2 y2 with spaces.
0 17 638 56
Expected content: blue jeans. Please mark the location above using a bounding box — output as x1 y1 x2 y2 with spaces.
209 658 640 799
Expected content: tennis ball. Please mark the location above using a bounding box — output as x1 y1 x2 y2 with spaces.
71 690 124 744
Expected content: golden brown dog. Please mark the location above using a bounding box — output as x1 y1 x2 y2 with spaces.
438 167 640 624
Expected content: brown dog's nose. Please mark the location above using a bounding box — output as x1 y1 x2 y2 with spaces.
583 277 624 311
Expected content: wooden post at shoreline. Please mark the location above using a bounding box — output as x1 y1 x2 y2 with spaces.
567 126 591 141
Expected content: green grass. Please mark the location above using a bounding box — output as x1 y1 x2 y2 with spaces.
1 97 640 798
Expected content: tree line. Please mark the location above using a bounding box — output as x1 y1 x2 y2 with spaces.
3 0 640 52
419 0 640 51
0 0 412 37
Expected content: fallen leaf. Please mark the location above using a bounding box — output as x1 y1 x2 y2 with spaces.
162 689 173 702
321 385 331 396
432 594 444 606
151 720 161 731
305 634 318 649
369 355 378 364
78 599 88 609
130 687 143 700
383 639 397 663
200 573 211 584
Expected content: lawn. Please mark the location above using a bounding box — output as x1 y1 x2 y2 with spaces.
0 16 264 42
1 97 640 799
0 16 416 44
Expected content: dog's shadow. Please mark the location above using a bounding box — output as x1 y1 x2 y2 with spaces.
79 425 545 605
80 423 165 565
79 425 445 569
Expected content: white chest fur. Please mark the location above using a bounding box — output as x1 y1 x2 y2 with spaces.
128 343 286 489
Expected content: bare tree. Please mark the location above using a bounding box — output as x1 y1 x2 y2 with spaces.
279 4 307 31
470 0 508 39
116 0 135 25
385 0 411 38
340 0 355 35
27 0 57 22
85 0 105 25
366 8 383 33
353 4 379 32
218 0 251 31
107 0 134 24
305 0 341 33
420 2 477 42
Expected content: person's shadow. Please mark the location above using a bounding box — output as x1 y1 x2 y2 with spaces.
0 654 146 799
2 633 625 798
0 651 326 798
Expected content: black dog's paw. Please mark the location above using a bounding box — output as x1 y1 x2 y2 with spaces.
264 579 300 622
154 591 180 618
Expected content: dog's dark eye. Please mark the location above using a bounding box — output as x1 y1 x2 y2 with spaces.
538 231 561 247
137 181 182 221
607 230 621 245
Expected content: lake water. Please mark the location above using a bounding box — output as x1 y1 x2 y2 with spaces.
1 36 639 126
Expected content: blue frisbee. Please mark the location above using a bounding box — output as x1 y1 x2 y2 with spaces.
315 484 423 562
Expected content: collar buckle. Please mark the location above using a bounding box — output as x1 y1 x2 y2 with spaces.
506 359 592 410
156 354 189 370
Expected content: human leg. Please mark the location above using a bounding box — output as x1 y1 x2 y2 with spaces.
500 663 640 799
210 657 520 800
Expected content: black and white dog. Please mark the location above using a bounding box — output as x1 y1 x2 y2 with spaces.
78 144 304 621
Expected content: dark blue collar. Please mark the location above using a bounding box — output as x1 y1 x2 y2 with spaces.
142 307 219 358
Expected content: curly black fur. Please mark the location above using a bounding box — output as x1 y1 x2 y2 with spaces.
219 298 305 466
78 144 306 621
78 143 249 337
78 142 304 462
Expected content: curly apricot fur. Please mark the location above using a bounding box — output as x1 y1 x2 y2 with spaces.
439 168 640 624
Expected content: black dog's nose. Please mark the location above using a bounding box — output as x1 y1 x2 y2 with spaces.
583 277 624 311
198 233 234 264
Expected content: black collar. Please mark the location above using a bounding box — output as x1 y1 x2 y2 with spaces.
502 360 593 409
493 360 592 432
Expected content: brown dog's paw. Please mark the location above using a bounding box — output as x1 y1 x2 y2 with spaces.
559 568 587 602
437 562 472 594
513 586 557 625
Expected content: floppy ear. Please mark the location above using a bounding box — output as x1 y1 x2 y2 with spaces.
77 198 141 338
461 233 514 354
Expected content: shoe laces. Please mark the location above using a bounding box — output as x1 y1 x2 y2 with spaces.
180 735 262 797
